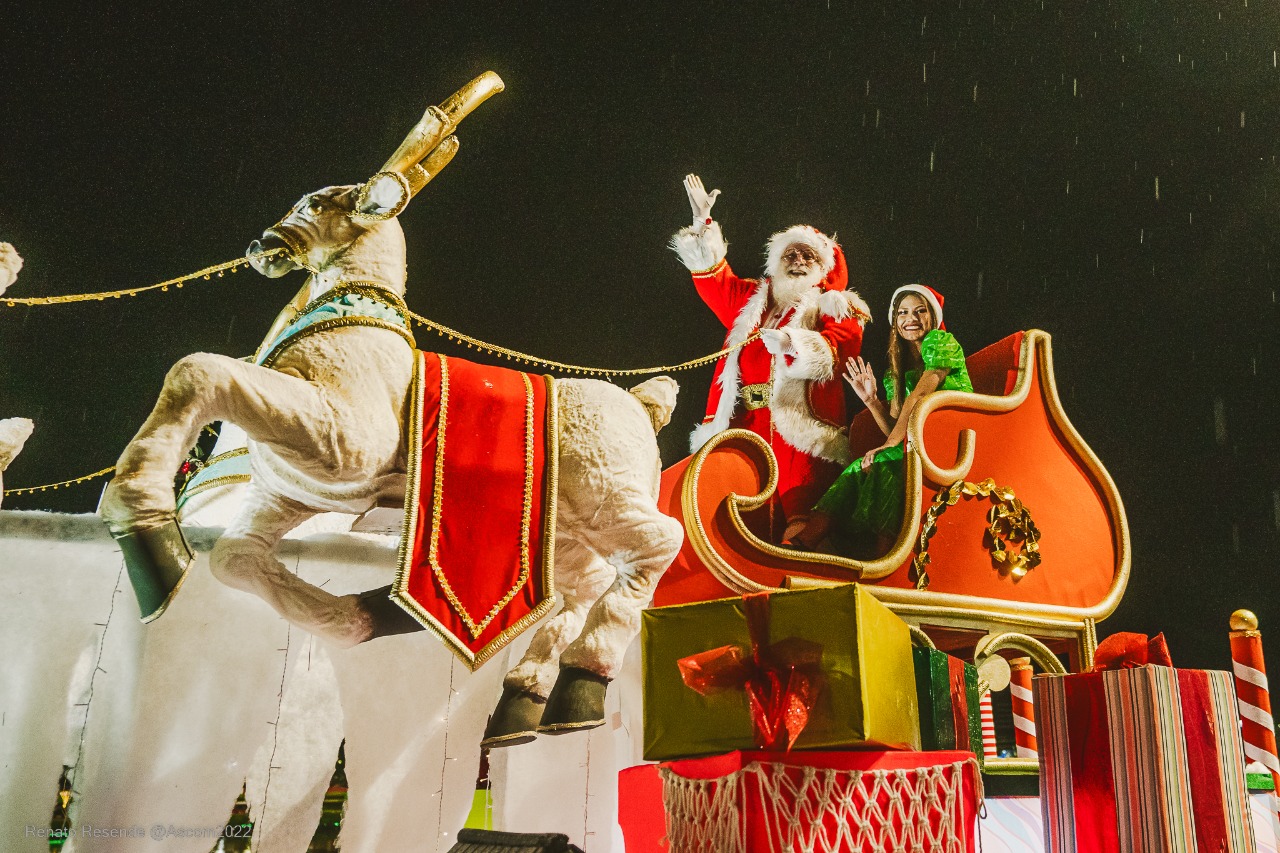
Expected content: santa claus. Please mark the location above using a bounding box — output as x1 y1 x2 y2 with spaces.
671 175 871 536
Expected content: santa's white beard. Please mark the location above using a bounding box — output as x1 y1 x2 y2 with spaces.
769 266 824 307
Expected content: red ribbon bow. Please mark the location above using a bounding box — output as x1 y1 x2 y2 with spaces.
676 592 825 750
1091 631 1174 672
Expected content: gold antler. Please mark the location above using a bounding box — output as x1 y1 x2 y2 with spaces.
406 135 460 195
382 72 503 191
356 71 504 219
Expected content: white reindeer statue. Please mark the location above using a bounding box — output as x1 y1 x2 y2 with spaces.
99 71 684 743
0 417 34 507
1 244 34 509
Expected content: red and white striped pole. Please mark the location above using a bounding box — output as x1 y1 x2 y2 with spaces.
1009 657 1038 759
1229 609 1280 814
979 690 999 760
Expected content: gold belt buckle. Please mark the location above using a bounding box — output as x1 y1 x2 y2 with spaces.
740 383 771 410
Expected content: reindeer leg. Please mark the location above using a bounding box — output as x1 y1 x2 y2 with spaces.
103 352 338 533
210 484 374 647
481 537 614 748
101 353 339 620
538 489 683 733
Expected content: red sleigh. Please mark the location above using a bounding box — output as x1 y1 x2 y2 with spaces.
653 329 1129 684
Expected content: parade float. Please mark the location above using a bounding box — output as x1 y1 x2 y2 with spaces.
3 69 1279 853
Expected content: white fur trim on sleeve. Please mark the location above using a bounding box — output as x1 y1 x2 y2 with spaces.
670 221 728 273
775 329 836 382
818 289 871 324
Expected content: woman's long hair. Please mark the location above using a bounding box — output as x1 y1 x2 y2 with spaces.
886 290 935 412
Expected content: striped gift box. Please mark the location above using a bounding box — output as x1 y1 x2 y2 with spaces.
1035 666 1255 852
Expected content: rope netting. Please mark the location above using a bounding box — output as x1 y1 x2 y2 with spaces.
660 758 980 853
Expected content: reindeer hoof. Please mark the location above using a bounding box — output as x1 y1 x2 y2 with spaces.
111 519 194 622
481 685 547 749
537 666 609 735
356 585 427 643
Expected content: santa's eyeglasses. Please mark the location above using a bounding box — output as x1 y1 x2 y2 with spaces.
781 247 820 264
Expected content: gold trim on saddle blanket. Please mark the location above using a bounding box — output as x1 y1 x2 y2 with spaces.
176 447 252 517
392 351 559 671
177 473 251 501
427 359 537 639
255 282 416 368
259 316 415 368
294 281 411 323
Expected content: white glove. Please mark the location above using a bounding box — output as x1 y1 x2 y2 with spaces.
760 329 795 357
684 174 721 231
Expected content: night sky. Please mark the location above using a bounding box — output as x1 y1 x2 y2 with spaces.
2 1 1277 670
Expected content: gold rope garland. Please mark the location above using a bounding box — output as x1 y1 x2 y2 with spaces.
3 466 115 497
2 255 762 494
404 308 760 377
2 252 759 375
910 478 1042 590
1 250 289 306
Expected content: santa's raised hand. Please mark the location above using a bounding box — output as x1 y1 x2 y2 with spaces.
683 174 721 230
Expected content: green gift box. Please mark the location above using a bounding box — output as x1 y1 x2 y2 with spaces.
641 584 920 761
913 647 983 764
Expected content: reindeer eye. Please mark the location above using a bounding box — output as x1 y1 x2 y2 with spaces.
306 198 323 214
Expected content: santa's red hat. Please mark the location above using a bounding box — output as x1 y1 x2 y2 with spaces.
889 283 945 329
764 225 838 281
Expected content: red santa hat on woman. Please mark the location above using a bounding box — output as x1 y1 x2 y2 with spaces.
888 283 945 329
764 225 843 290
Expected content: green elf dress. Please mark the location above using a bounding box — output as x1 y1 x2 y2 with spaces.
814 329 974 555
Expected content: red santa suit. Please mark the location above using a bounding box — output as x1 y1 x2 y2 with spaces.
671 221 871 523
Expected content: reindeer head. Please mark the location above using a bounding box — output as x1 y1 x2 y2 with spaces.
246 180 422 279
247 72 503 279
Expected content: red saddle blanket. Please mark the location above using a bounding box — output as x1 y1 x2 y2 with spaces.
392 351 558 669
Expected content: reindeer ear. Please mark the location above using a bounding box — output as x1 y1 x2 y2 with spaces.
353 172 410 221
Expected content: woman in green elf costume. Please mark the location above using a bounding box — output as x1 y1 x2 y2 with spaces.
787 284 973 555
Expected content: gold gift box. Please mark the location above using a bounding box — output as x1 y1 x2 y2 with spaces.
642 584 920 761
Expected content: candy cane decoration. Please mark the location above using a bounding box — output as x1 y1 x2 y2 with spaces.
1229 610 1280 811
1009 656 1038 759
980 690 999 760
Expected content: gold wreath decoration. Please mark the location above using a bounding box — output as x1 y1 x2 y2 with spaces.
910 478 1041 590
